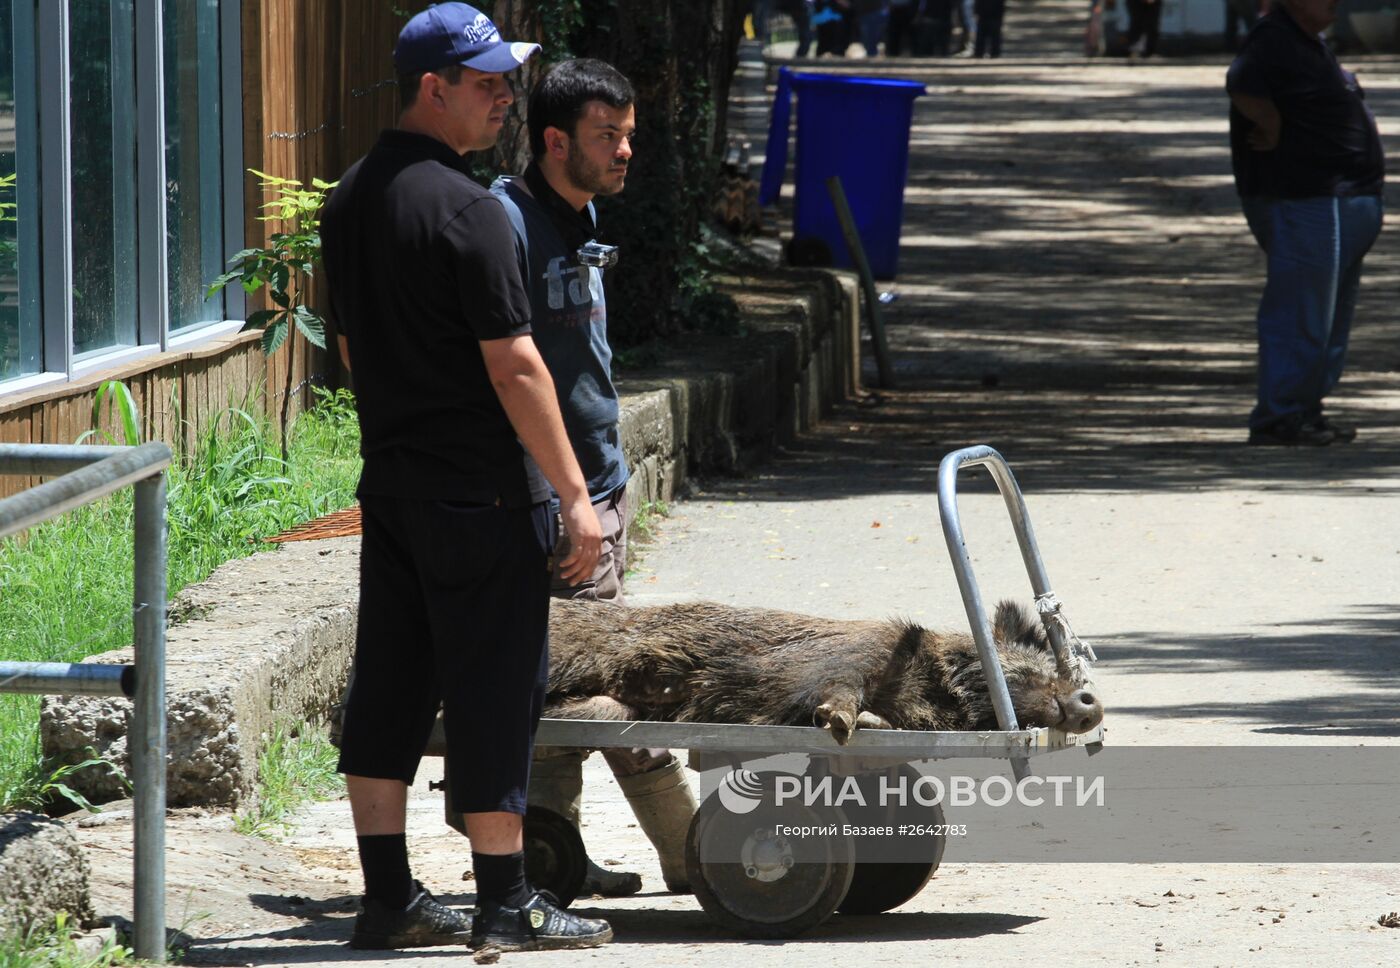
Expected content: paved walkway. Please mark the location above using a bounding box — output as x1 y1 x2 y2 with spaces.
115 3 1400 965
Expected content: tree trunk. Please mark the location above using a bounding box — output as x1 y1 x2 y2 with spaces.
570 0 743 346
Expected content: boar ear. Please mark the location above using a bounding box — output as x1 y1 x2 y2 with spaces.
992 600 1048 650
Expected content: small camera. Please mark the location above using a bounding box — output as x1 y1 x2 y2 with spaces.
577 240 619 268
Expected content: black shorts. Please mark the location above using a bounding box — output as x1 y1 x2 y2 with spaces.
336 495 554 815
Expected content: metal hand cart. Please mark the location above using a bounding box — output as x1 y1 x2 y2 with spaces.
430 445 1103 937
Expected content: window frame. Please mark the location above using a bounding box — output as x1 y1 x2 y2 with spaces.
1 0 243 396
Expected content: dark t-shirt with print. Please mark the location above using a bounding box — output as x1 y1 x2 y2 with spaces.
322 129 549 506
1227 7 1384 199
491 164 628 504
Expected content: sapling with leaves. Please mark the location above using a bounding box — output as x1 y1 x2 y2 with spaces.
207 169 337 461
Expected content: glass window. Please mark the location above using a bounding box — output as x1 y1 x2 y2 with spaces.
69 0 139 359
0 0 39 381
164 0 225 332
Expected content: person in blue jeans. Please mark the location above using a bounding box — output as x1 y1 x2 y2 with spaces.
954 0 976 52
1228 0 1384 446
855 0 889 56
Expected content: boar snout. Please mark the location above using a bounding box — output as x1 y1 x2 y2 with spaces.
1061 687 1103 734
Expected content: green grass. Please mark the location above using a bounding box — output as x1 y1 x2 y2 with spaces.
233 721 343 839
624 499 671 581
0 913 137 968
0 387 362 813
629 499 670 546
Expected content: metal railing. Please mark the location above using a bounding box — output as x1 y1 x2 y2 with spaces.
0 442 171 963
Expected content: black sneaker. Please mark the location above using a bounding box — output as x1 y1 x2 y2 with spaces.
349 881 470 949
1248 418 1334 447
471 891 613 952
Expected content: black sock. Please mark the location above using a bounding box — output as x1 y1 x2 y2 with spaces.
473 851 531 908
356 833 414 908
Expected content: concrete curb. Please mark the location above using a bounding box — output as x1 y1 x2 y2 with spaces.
0 812 95 933
40 539 361 807
39 268 860 808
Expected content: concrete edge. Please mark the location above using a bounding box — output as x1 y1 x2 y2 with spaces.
39 268 860 808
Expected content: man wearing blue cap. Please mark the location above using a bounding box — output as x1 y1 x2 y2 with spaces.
322 2 612 953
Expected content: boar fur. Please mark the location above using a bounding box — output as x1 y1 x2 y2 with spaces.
544 598 1102 744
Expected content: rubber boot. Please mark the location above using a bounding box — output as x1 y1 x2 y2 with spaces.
529 749 642 898
614 756 698 893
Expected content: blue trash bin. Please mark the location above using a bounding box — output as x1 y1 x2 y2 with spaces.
759 69 925 280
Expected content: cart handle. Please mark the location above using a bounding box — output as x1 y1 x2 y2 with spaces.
938 446 1089 742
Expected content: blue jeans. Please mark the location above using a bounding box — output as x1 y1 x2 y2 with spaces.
1241 194 1383 430
957 0 976 42
859 11 888 55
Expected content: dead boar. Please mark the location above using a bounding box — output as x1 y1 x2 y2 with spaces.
544 598 1102 744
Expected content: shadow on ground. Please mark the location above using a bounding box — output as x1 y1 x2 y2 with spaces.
731 35 1400 500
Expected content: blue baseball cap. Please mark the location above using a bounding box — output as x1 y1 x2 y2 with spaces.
394 3 541 76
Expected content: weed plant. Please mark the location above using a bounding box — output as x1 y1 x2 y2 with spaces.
233 721 343 839
0 388 361 812
0 912 135 968
624 500 670 581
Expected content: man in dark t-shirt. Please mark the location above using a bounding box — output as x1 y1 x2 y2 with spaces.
1227 0 1384 445
489 59 697 899
321 3 609 954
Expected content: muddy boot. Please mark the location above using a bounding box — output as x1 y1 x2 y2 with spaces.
614 756 698 893
530 749 643 898
582 858 642 898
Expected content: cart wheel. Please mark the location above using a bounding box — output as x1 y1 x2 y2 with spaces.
836 766 946 916
523 806 587 908
685 771 854 938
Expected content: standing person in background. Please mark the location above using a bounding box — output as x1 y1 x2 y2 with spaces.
954 0 977 54
886 0 922 54
1116 0 1163 56
919 0 956 55
490 58 700 898
854 0 890 55
1225 0 1261 51
814 0 854 55
323 2 611 953
753 0 773 44
1228 0 1384 445
780 0 815 56
974 0 1005 56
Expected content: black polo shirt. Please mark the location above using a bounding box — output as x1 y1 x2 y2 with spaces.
1226 7 1384 200
321 129 548 506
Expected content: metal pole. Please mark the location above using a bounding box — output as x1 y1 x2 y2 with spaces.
132 472 167 963
825 176 896 390
949 447 1078 680
0 443 129 475
0 662 132 697
937 447 1021 736
0 443 172 539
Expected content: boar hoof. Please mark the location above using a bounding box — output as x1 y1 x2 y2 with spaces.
854 711 892 731
814 703 857 745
